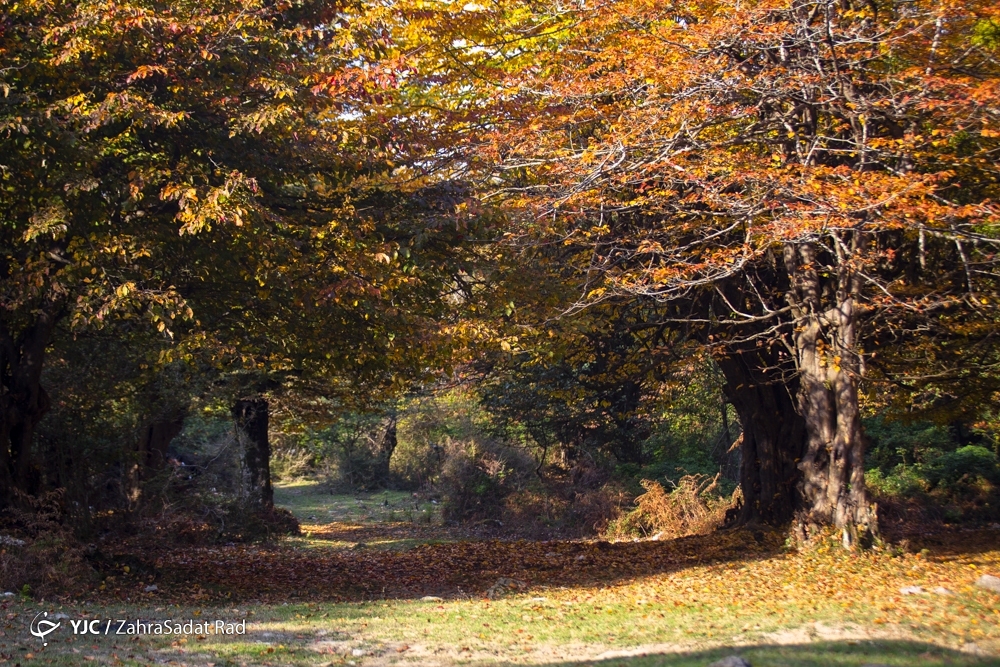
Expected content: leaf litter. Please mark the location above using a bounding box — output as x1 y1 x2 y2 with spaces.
68 496 1000 664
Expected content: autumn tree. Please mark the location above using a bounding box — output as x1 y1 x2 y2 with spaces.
420 0 1000 543
0 0 486 508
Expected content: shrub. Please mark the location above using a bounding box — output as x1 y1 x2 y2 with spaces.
300 411 399 491
864 416 956 473
606 474 733 540
392 391 501 490
270 447 315 481
437 438 534 523
499 483 626 538
136 426 300 543
865 467 927 497
924 445 1000 490
866 445 1000 526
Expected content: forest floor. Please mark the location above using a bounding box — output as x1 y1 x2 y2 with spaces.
5 479 1000 667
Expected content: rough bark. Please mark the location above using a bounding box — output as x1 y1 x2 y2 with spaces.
140 411 187 471
232 398 273 510
717 348 806 526
784 241 877 547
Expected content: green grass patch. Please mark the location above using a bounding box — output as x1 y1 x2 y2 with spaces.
7 593 1000 666
274 481 440 527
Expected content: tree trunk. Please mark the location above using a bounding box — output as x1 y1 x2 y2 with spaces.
717 349 806 526
784 242 877 548
554 422 581 467
129 409 187 504
0 308 59 507
140 412 187 472
369 415 397 486
232 398 273 510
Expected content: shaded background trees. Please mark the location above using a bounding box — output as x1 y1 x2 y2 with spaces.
0 0 487 527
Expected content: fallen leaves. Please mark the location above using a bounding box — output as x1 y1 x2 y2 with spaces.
93 524 1000 632
71 506 1000 664
105 528 779 604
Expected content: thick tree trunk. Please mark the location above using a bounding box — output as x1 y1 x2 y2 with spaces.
0 309 59 507
784 242 877 547
717 349 806 526
139 412 187 472
232 398 273 510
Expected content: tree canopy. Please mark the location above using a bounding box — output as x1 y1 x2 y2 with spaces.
0 0 486 503
409 0 1000 541
2 0 999 543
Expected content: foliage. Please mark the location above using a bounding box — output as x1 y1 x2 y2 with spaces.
278 410 394 491
3 0 1000 561
865 414 1000 522
392 390 504 489
866 414 998 472
640 358 740 486
269 447 315 482
925 446 1000 491
607 476 734 541
30 328 207 529
865 417 961 474
291 390 626 535
0 0 487 510
0 490 94 597
123 412 300 542
437 437 534 524
415 0 1000 535
455 0 1000 318
479 302 680 466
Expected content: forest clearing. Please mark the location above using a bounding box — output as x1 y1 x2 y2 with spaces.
3 0 1000 664
3 481 999 666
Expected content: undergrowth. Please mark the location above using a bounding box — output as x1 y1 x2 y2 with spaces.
605 474 735 541
0 490 94 598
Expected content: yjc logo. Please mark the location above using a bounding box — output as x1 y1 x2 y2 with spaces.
29 612 61 645
69 619 107 634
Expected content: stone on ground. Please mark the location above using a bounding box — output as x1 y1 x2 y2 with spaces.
974 574 1000 593
707 656 751 667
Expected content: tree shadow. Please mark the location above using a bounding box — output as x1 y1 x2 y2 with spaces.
889 527 1000 559
148 528 787 602
112 521 1000 603
535 640 999 666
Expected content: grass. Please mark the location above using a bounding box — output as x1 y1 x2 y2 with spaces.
274 480 452 551
7 481 1000 666
7 593 1000 666
273 480 442 526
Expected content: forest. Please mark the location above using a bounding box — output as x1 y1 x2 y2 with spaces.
1 0 1000 665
